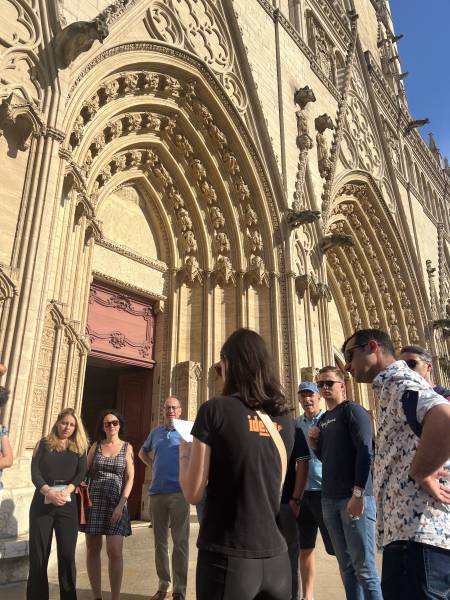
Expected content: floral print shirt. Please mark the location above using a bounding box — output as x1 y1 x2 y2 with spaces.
372 360 450 550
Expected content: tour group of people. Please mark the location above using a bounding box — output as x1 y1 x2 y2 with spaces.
0 328 449 600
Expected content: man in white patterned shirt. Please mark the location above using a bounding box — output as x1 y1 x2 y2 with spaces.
342 329 450 600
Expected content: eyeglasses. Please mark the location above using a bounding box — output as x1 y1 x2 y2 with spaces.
165 406 181 412
317 380 339 389
104 420 119 427
214 361 222 377
344 343 367 363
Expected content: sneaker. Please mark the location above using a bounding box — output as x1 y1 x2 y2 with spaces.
150 592 171 600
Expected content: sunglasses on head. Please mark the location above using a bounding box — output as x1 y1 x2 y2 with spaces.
317 380 339 389
104 419 119 427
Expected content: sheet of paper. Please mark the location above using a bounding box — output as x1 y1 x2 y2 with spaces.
173 418 194 443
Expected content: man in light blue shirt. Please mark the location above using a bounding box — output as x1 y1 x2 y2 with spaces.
138 397 189 600
296 382 335 600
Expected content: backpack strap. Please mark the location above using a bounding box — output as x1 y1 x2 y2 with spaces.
255 409 287 498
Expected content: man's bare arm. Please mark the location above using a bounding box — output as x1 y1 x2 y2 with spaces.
409 403 450 503
138 447 153 469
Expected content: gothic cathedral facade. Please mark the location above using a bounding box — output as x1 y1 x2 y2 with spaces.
0 0 449 577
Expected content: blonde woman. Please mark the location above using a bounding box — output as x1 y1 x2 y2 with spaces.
27 407 88 600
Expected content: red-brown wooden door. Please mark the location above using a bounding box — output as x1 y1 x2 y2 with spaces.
117 369 153 519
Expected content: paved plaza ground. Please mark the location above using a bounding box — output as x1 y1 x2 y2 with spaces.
2 521 382 599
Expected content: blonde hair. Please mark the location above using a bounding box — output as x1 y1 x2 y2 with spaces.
46 407 89 455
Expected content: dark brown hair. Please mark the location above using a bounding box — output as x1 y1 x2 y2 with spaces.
95 409 127 441
221 328 288 416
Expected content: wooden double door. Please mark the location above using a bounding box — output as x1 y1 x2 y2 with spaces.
82 281 156 519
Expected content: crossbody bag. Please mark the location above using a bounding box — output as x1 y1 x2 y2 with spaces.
255 409 287 498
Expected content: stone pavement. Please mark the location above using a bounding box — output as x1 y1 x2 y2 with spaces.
2 521 382 599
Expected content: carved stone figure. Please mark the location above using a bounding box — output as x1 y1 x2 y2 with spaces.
178 208 192 232
244 205 258 227
235 177 250 202
215 232 231 254
320 233 354 253
142 72 159 91
108 119 123 139
209 124 227 149
286 209 321 229
209 206 225 229
294 86 316 109
200 180 217 205
56 19 109 68
223 150 240 174
174 134 194 158
123 72 139 93
104 79 119 102
190 159 206 181
183 230 198 253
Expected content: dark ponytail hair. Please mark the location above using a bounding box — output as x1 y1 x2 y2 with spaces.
221 328 288 416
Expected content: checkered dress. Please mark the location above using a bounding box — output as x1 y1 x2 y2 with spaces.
85 441 132 536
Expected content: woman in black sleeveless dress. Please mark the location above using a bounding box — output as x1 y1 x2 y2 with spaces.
85 409 134 600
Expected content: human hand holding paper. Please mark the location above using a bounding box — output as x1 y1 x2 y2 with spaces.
173 418 194 443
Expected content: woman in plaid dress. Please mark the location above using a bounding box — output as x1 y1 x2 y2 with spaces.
85 410 134 600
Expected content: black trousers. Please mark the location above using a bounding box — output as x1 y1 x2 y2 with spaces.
27 493 78 600
197 549 292 600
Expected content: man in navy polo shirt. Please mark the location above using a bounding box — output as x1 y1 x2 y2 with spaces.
138 397 189 600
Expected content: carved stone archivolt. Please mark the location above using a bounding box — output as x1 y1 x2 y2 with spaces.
328 182 422 345
65 64 269 287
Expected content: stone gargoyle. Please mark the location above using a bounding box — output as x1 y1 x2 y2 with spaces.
56 18 109 68
286 209 321 229
319 233 354 253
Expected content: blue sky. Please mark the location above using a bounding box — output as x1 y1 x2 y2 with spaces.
389 1 450 162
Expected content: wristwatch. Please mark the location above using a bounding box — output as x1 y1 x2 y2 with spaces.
291 497 301 506
352 486 364 498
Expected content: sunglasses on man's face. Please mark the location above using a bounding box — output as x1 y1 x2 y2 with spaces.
104 419 119 428
404 359 429 370
317 380 340 389
344 343 367 363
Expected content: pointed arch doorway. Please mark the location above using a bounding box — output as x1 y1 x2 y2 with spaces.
82 280 156 519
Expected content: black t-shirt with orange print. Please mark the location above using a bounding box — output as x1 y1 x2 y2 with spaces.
192 394 295 559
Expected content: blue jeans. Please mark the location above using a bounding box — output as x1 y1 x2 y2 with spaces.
322 496 382 600
382 540 450 599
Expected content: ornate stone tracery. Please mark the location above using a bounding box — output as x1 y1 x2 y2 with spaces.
144 0 248 113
